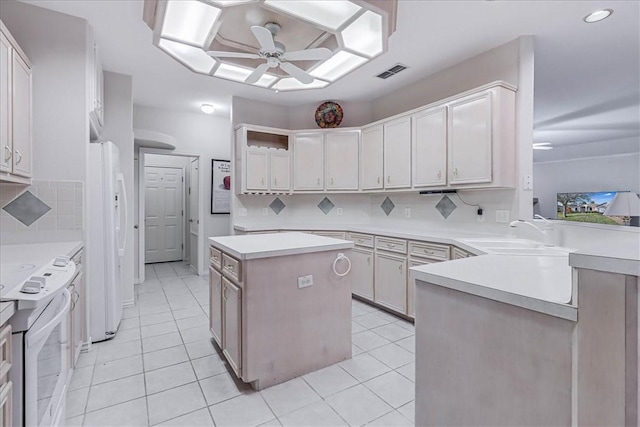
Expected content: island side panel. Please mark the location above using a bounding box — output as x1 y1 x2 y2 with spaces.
242 249 352 389
415 280 574 426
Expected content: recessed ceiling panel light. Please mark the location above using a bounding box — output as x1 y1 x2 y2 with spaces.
206 0 256 6
201 104 216 114
273 77 329 91
533 142 554 150
159 39 216 74
264 0 361 31
583 9 613 23
310 51 367 82
214 63 277 87
341 10 383 57
162 0 221 46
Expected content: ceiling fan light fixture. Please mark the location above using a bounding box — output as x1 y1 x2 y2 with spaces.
263 0 361 31
273 77 329 92
214 62 277 87
583 9 613 23
341 10 384 57
201 104 216 114
161 0 221 46
159 38 216 74
310 51 367 82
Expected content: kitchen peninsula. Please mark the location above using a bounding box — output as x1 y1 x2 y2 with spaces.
208 232 354 390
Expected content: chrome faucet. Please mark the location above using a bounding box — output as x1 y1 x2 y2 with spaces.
509 216 555 246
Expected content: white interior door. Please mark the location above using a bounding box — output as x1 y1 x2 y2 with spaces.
144 166 184 263
189 159 199 270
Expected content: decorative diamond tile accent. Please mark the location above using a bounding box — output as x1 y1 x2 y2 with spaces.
269 197 286 215
3 191 51 226
380 197 395 216
317 197 335 215
435 195 457 219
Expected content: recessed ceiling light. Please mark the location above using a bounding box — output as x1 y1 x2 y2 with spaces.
533 142 553 151
201 104 216 114
583 9 613 23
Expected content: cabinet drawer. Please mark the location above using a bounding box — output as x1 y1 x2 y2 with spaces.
313 231 346 240
409 241 450 261
452 246 474 259
222 254 242 282
210 247 222 269
0 324 11 382
348 232 374 248
375 236 407 254
0 380 12 427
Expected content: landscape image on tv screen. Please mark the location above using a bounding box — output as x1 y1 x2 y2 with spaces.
556 191 631 226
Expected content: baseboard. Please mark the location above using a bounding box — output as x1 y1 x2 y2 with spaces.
122 298 135 308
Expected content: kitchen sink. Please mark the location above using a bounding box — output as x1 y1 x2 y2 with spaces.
460 238 571 256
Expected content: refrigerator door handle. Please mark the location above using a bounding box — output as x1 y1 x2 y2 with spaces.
116 173 128 257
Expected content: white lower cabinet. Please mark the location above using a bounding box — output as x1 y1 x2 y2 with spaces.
408 258 435 318
209 267 222 347
222 277 242 377
374 251 407 313
350 247 374 300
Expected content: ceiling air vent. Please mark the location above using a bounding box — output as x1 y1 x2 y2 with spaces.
376 63 408 79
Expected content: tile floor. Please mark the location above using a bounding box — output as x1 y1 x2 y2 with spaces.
65 261 415 426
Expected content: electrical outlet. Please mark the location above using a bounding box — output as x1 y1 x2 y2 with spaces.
337 208 343 216
495 210 510 223
404 207 411 218
238 208 247 217
523 175 533 191
262 208 268 216
297 275 314 289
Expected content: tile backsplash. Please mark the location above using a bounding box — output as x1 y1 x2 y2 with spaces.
1 180 84 232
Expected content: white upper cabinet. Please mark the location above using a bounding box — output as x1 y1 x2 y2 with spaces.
293 132 324 191
0 21 32 183
412 106 447 188
237 126 291 194
245 149 268 191
448 91 493 185
383 116 411 189
325 131 359 190
270 151 290 191
361 125 384 190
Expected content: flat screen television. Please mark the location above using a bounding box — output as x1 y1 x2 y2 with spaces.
556 191 639 226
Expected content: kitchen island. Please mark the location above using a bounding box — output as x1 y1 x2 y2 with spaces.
208 232 354 390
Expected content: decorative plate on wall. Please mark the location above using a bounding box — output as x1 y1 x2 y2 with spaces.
315 101 343 128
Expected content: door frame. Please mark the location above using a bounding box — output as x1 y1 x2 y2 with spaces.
137 148 204 284
143 165 186 263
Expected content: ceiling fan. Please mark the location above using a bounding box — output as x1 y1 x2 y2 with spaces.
207 23 332 85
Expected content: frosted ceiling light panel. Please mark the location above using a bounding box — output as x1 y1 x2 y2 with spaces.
264 0 361 31
162 0 221 46
207 0 256 6
273 77 329 91
214 63 277 87
342 10 383 57
310 51 367 81
159 39 216 74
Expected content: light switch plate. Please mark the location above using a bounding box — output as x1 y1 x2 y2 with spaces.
337 208 343 216
495 210 510 223
404 207 411 218
298 275 313 288
522 175 533 191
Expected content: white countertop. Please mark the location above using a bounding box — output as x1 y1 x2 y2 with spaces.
209 232 353 260
569 243 640 277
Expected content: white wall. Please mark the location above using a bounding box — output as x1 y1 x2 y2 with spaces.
0 1 89 182
287 100 373 130
534 153 640 219
101 71 135 305
133 106 231 273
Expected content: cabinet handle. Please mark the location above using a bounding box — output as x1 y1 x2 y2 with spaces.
398 264 402 272
330 177 334 186
423 249 434 255
437 170 441 180
317 178 320 185
216 279 221 292
453 168 458 179
387 176 390 184
226 264 234 271
367 257 370 265
15 150 22 165
4 145 11 161
222 284 228 300
387 243 395 248
274 178 277 186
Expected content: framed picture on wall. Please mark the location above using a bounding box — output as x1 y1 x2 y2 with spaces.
211 159 231 214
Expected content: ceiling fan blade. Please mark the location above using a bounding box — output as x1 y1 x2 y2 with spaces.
245 62 271 84
251 26 276 52
283 48 332 61
279 62 314 84
206 51 261 59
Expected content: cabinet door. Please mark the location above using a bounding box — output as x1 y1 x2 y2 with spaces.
412 107 447 187
270 151 290 191
350 247 374 300
325 131 359 190
449 92 492 184
222 277 242 377
209 267 222 347
11 51 31 178
374 252 407 313
0 32 11 174
0 380 12 427
245 149 268 191
361 125 383 190
383 117 411 188
293 133 324 190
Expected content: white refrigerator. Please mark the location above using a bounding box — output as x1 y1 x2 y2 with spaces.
88 141 127 341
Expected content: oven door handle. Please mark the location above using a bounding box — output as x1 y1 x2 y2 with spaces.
27 289 71 346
